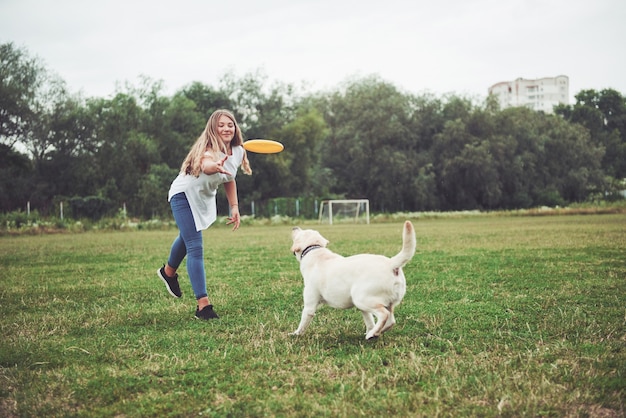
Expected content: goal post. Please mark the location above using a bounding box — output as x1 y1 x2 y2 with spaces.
318 199 370 224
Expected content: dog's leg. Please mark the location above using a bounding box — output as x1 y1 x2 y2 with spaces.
379 304 396 334
290 283 322 336
289 302 318 336
360 311 375 335
365 304 390 340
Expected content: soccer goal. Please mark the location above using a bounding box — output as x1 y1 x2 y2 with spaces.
318 199 370 224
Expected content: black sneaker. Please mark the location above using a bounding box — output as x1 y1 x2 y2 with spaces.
195 305 219 320
157 265 182 298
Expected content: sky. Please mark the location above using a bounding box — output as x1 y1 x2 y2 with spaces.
1 0 625 103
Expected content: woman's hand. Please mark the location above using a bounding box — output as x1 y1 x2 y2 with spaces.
202 155 233 176
227 205 240 231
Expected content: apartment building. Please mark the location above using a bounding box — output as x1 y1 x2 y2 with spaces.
488 75 569 113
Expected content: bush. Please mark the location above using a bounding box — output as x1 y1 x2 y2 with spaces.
0 210 39 229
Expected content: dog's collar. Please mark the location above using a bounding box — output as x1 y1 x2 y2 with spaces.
300 244 322 259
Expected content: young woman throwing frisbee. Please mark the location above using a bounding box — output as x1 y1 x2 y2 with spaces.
157 109 252 320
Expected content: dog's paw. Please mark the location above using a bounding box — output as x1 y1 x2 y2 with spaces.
288 331 300 336
365 332 380 340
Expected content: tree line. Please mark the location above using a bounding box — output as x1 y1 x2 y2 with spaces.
1 42 625 219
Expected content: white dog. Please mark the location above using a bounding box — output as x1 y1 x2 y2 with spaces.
290 221 416 340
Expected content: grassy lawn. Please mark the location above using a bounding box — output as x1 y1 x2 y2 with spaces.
1 214 624 417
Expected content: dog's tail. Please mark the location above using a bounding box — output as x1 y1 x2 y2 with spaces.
390 221 416 269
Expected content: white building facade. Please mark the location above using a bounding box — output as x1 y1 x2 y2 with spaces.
488 75 569 113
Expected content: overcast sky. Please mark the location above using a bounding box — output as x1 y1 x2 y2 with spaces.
2 0 625 102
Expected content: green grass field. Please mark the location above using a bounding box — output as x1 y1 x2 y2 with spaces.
1 214 624 417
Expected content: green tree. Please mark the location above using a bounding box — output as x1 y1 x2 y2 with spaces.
556 89 626 179
265 108 328 198
540 116 605 203
87 92 147 213
218 71 302 205
0 42 43 147
180 81 232 119
493 107 546 208
139 79 207 169
1 43 105 213
433 118 501 210
136 163 179 218
495 107 604 206
157 93 205 169
322 76 419 212
408 94 446 152
0 144 32 211
30 90 99 199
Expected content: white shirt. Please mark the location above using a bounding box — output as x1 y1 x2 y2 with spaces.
168 145 244 231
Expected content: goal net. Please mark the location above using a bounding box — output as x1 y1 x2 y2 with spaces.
318 199 370 224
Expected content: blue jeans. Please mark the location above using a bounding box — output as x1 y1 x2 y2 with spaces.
168 193 207 300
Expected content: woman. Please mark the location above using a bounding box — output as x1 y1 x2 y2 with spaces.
157 109 252 319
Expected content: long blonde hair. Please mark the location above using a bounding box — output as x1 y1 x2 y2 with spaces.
180 109 252 177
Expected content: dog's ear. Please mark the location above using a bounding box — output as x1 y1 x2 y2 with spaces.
291 228 302 253
290 237 302 254
314 233 329 248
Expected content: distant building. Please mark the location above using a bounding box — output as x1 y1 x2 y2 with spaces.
488 75 569 113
